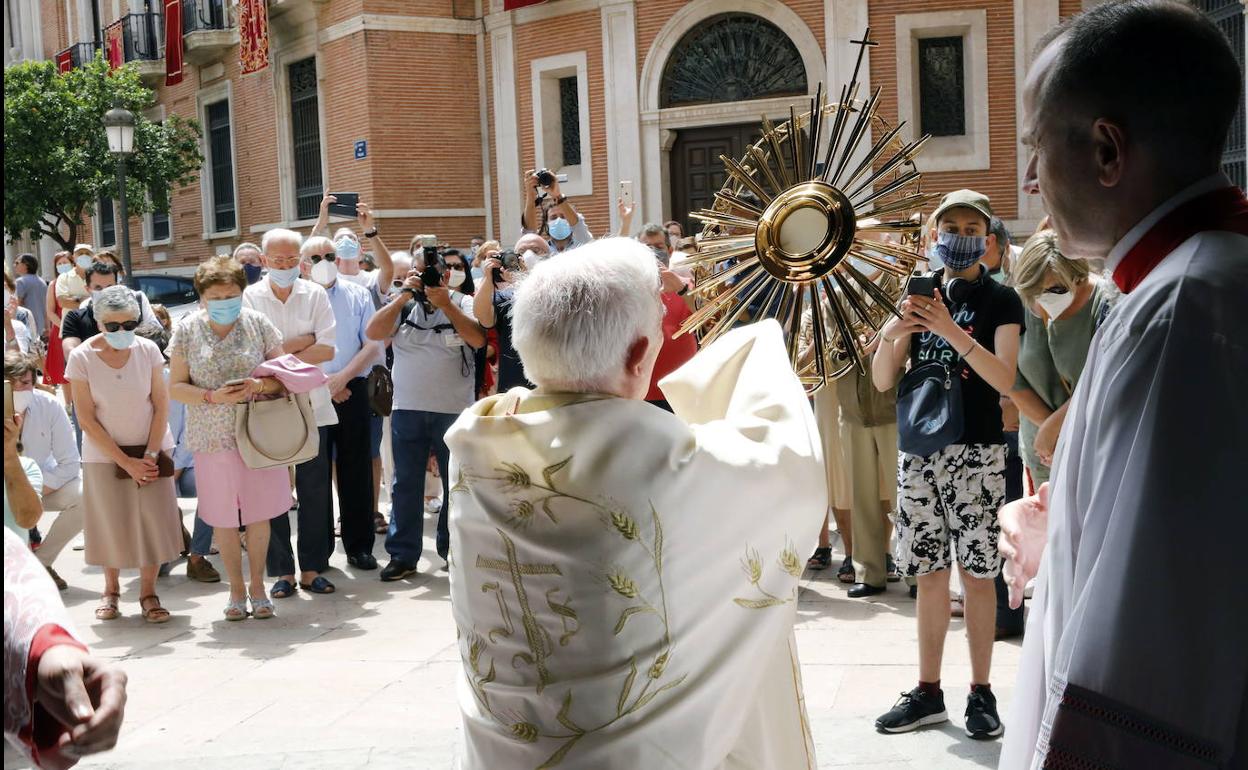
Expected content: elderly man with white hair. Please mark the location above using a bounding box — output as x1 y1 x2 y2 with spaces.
512 232 550 271
243 228 341 598
446 237 826 769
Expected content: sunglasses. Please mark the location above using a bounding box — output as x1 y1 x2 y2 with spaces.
102 320 140 332
308 253 336 264
1042 286 1070 295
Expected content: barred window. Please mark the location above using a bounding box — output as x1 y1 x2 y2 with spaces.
288 57 324 221
918 36 966 137
558 76 581 167
98 196 116 247
1197 0 1245 189
206 100 236 233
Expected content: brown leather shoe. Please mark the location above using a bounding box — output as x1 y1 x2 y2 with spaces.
187 555 221 583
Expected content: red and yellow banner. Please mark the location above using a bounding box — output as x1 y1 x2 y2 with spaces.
55 50 73 73
104 20 124 70
164 0 184 85
503 0 546 8
238 0 270 75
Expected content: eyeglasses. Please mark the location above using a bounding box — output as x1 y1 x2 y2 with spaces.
1042 286 1070 295
308 253 336 264
444 264 464 271
102 320 140 332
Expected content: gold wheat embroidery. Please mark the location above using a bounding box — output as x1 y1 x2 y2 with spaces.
733 540 803 610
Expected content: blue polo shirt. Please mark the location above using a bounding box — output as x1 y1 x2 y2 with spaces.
324 279 376 376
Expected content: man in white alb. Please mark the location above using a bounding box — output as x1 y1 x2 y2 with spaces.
446 238 826 769
1001 2 1248 767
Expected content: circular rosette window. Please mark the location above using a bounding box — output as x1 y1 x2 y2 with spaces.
676 29 942 393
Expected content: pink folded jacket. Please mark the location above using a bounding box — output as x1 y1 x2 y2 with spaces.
248 354 328 395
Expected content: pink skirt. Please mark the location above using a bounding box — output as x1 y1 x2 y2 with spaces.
193 449 293 528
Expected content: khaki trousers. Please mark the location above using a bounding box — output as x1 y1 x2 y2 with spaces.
844 421 898 587
35 478 85 567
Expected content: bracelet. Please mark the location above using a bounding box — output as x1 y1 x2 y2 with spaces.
363 228 378 238
960 340 977 357
677 284 689 296
202 388 213 404
554 195 568 205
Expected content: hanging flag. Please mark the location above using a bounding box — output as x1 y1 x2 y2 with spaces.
164 0 184 85
238 0 270 75
105 20 124 69
503 0 546 8
55 50 73 73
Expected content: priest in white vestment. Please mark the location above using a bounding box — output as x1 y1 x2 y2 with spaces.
1002 3 1248 768
446 237 826 769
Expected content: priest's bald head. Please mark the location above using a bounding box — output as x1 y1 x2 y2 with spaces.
1021 0 1241 259
511 237 663 399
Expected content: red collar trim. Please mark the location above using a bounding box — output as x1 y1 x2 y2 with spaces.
1113 186 1248 293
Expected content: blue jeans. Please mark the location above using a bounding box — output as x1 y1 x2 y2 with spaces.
176 466 214 557
387 409 456 564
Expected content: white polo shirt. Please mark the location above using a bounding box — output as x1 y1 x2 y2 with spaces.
243 277 339 426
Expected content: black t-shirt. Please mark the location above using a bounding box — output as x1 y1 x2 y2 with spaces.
908 267 1024 446
60 305 99 342
490 289 532 391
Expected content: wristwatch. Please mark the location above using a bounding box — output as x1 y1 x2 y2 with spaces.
677 284 690 296
144 450 159 460
363 228 379 238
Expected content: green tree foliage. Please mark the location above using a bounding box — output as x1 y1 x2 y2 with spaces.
3 54 202 250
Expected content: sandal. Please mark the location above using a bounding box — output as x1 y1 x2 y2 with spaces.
270 579 296 599
837 556 856 584
139 594 171 624
806 547 832 570
886 555 902 583
299 575 336 594
951 593 965 618
95 592 121 621
249 594 275 620
224 597 248 621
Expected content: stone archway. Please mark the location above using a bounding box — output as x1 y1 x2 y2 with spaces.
638 0 824 224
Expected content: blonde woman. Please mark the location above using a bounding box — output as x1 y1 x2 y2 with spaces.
1008 230 1115 486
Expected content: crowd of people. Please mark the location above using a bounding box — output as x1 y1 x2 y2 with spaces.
4 2 1244 766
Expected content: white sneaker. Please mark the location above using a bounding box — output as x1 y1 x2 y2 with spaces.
424 498 443 514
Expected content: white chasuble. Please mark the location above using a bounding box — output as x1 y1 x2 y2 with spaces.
446 321 827 769
1001 223 1248 767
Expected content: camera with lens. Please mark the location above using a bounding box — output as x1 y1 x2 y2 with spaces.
415 234 442 312
491 250 524 284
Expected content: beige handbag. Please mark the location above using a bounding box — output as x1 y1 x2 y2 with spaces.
233 393 319 470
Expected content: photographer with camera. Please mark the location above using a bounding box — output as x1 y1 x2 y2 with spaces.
365 239 484 581
475 246 533 393
524 169 592 255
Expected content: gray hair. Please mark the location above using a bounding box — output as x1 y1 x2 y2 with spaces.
261 228 302 254
232 242 261 259
989 217 1011 251
94 285 140 319
512 237 662 392
640 223 671 250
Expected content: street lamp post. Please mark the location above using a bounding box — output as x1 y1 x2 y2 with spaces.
102 103 136 287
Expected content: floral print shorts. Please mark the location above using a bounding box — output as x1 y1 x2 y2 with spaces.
894 444 1006 579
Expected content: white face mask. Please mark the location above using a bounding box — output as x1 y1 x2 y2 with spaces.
446 269 466 289
75 255 93 270
12 389 32 415
311 260 338 287
1036 289 1075 323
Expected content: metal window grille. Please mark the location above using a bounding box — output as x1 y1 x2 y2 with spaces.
121 12 161 62
98 196 116 246
659 13 807 108
558 76 581 167
918 36 966 137
182 0 225 34
206 100 236 232
1198 0 1245 190
288 58 323 221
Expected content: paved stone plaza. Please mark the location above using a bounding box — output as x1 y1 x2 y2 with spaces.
5 505 1021 770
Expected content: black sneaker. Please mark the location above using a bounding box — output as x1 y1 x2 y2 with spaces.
964 688 1003 739
379 559 418 582
875 687 948 733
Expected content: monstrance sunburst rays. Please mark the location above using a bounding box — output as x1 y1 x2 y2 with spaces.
675 28 941 393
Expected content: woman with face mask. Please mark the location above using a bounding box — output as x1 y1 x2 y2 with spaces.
167 256 291 620
43 252 75 400
1008 229 1116 486
64 285 183 625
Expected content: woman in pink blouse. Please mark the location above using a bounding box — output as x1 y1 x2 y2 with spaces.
64 286 182 625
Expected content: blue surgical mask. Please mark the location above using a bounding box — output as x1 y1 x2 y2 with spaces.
548 217 573 242
268 266 301 288
243 264 263 285
103 329 135 350
335 237 361 261
57 263 73 275
90 289 104 305
933 232 986 271
75 255 93 270
207 296 243 325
